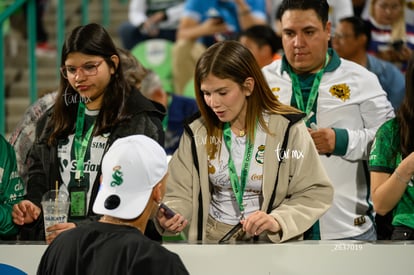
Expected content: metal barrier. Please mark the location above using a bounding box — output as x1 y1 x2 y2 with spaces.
1 241 414 275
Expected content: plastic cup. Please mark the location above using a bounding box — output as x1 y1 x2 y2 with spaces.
41 189 70 238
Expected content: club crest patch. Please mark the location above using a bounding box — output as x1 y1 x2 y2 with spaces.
255 145 265 164
330 83 350 101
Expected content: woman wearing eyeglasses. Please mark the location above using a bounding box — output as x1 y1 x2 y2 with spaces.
11 23 165 243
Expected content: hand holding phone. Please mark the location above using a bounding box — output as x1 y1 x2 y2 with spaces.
392 40 404 51
158 203 176 219
219 223 243 243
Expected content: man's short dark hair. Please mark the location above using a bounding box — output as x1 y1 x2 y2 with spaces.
238 25 282 55
339 16 372 50
278 0 329 26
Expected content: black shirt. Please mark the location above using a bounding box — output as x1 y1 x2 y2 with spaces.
37 222 189 275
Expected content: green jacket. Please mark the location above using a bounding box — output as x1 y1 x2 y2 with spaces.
0 135 24 238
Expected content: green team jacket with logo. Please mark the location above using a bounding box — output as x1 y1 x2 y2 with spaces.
0 135 24 238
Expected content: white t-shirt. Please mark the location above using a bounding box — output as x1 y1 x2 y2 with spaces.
208 124 267 225
58 109 108 210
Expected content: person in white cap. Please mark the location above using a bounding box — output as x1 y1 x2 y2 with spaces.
37 135 189 275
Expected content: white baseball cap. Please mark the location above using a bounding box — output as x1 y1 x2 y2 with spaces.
93 135 167 219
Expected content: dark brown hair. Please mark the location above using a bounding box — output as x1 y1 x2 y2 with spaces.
278 0 329 26
49 23 131 145
397 53 414 157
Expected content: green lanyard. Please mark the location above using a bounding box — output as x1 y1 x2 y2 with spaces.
223 122 255 219
74 102 95 181
288 52 330 116
162 113 168 131
162 95 172 131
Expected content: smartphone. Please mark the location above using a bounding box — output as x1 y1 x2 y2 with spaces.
392 40 404 51
218 223 243 244
159 203 176 219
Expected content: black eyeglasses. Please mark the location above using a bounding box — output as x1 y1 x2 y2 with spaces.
60 60 104 79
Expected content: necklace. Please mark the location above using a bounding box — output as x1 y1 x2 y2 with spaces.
100 216 137 228
232 126 246 137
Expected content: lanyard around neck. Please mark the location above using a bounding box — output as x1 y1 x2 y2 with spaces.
74 102 95 181
223 122 255 219
288 52 330 116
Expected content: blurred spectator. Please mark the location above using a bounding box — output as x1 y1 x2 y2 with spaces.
172 0 267 95
118 0 185 50
363 0 414 71
10 0 56 57
238 24 283 67
353 0 367 17
140 70 198 155
362 0 414 25
28 0 56 57
9 91 57 185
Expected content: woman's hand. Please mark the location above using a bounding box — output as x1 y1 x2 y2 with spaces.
157 208 188 234
378 45 412 63
394 45 412 62
201 18 229 36
12 200 41 225
241 211 281 236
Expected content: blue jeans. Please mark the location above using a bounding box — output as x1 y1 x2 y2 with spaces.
336 225 377 241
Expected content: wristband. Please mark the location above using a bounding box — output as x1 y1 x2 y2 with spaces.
394 169 412 185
